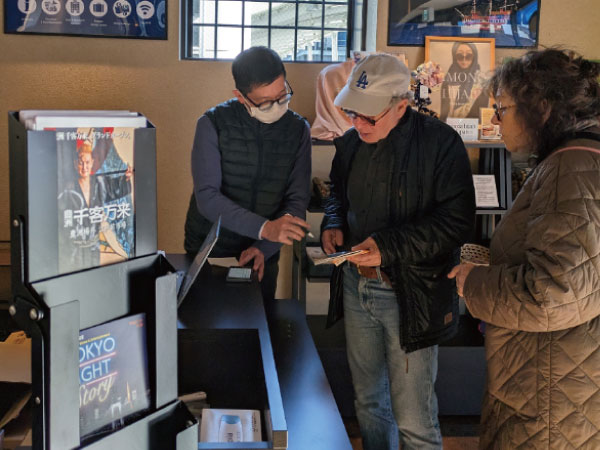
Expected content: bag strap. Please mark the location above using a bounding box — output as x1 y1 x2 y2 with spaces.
553 146 600 156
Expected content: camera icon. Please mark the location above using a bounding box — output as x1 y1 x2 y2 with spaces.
113 0 131 17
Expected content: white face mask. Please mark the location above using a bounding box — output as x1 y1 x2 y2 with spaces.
246 101 288 124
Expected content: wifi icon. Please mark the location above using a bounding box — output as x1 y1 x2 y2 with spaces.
136 0 154 19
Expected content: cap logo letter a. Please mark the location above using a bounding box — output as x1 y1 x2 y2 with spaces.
356 71 369 89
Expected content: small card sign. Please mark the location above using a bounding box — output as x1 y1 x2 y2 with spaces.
446 118 479 142
473 175 499 208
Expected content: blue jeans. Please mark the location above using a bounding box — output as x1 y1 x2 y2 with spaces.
343 264 442 450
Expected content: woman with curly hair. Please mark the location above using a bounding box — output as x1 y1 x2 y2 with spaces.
449 48 600 449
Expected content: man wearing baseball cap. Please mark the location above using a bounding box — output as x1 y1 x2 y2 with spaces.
321 54 475 449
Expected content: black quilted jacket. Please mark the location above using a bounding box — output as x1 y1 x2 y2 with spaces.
321 108 476 352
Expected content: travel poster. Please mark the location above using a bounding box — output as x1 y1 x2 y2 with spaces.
56 127 135 275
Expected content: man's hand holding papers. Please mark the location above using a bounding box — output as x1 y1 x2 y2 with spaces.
306 247 370 266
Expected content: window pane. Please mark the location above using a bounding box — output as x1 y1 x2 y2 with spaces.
244 1 269 26
244 27 268 48
298 3 321 27
186 0 350 62
217 26 242 58
217 0 242 25
193 0 215 24
324 4 346 28
271 3 295 27
296 29 321 61
322 29 346 61
270 28 295 61
192 25 215 58
352 0 363 51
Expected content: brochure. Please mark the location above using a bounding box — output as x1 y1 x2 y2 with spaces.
306 247 369 266
472 175 500 208
18 110 142 131
57 127 135 274
33 116 146 130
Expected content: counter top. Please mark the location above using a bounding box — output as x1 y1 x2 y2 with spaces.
167 255 351 450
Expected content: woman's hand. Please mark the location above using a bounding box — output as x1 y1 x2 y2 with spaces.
447 263 476 297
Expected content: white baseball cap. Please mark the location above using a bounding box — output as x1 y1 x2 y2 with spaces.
334 53 411 117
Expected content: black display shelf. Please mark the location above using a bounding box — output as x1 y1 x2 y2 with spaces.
6 112 196 450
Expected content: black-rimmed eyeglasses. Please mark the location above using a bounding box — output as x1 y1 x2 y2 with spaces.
342 107 392 126
492 103 517 122
244 81 294 111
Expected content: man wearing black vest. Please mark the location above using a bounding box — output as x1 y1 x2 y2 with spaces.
184 47 311 301
321 54 475 449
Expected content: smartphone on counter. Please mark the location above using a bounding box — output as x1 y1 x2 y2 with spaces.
226 266 253 282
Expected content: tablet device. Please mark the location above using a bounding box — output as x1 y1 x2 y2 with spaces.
177 216 221 307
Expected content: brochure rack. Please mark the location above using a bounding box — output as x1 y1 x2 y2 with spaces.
7 112 197 449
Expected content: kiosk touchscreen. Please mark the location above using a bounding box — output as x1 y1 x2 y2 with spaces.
79 313 150 441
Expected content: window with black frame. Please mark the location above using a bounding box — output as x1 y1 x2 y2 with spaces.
181 0 352 62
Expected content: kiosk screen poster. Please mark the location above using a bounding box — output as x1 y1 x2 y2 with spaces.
79 313 150 439
56 127 135 275
4 0 166 39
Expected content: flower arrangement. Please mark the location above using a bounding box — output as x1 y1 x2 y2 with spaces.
413 61 444 89
411 61 444 117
